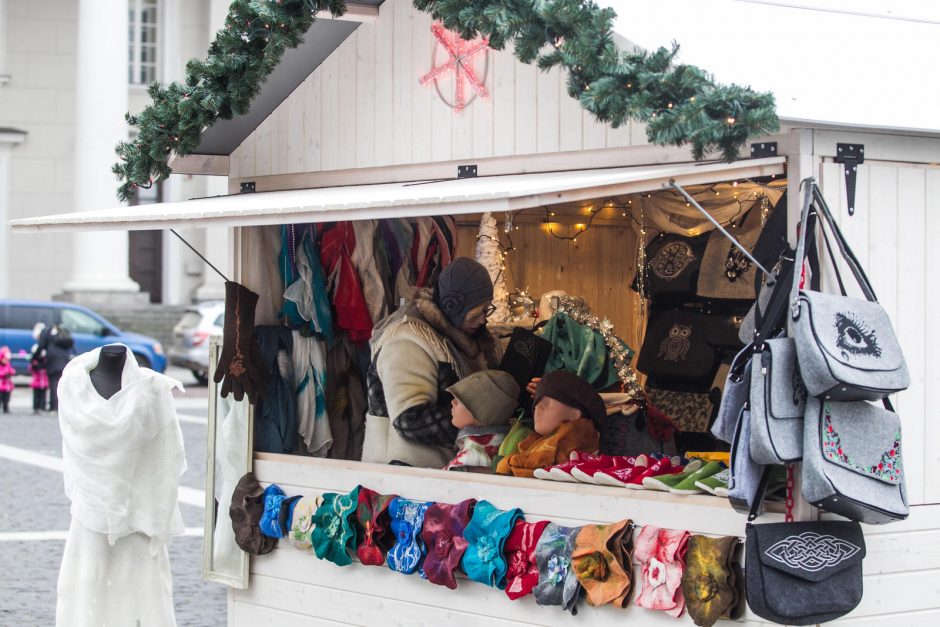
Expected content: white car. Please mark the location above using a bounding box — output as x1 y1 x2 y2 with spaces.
168 302 224 384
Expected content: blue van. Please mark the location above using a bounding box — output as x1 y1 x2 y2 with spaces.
0 300 166 374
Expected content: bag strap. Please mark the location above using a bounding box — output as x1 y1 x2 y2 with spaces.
747 465 774 521
792 179 879 320
811 184 879 301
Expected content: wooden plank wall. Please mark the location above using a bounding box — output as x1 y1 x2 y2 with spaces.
819 162 939 507
229 0 649 180
455 220 645 357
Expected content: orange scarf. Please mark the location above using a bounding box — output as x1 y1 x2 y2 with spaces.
496 419 599 478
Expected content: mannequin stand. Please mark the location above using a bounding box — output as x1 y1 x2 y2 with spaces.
90 345 126 400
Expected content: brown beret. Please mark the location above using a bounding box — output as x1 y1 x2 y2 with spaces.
534 370 606 429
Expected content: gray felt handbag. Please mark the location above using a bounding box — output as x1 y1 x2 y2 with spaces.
801 395 908 524
790 182 910 401
749 337 807 465
746 520 865 625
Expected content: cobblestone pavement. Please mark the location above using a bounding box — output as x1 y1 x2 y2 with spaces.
0 367 227 626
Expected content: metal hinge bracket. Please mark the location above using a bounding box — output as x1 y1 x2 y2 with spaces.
834 143 864 215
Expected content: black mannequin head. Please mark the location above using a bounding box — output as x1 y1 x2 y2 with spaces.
90 344 127 400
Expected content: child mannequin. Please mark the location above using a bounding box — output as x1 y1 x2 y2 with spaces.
496 370 605 478
0 347 14 413
443 370 521 472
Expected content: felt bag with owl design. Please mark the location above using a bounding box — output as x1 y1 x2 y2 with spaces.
790 181 909 401
636 309 716 381
634 232 709 297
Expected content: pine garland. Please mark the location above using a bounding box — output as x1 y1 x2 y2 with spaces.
113 0 347 201
113 0 778 202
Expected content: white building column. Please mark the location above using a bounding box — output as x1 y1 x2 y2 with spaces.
0 130 27 298
194 0 231 302
61 0 145 304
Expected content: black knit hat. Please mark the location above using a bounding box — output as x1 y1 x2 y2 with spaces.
534 370 606 429
435 257 494 327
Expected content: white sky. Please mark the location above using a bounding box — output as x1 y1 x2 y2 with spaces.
603 0 940 132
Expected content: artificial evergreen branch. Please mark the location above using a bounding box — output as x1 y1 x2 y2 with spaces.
113 0 778 202
113 0 346 201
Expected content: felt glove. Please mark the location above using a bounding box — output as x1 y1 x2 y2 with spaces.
213 281 269 403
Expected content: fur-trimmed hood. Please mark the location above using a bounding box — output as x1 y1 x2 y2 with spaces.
370 288 499 373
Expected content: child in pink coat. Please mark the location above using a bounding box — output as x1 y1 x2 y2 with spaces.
0 346 15 414
29 351 49 414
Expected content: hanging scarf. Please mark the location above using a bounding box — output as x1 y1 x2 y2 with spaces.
291 332 331 456
281 226 334 343
57 346 185 554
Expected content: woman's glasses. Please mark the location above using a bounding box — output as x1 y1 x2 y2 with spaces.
482 304 497 318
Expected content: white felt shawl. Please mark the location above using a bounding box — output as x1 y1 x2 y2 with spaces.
58 345 185 552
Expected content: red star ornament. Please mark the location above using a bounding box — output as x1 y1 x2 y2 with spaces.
419 23 490 113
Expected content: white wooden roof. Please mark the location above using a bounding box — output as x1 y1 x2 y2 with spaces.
605 0 940 133
9 158 782 232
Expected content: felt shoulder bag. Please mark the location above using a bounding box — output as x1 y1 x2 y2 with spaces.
801 395 908 524
696 208 763 300
635 232 709 296
790 181 909 401
498 327 553 417
636 309 716 381
748 337 807 465
745 520 865 625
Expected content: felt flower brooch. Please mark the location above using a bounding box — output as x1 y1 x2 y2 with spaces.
461 500 523 589
533 523 583 614
310 486 361 567
633 525 690 617
419 499 476 589
504 519 549 600
681 535 743 627
386 497 433 574
571 519 635 608
354 487 399 567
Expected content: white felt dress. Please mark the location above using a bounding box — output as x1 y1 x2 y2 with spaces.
56 346 185 627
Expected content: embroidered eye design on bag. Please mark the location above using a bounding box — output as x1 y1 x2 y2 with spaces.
834 312 882 360
791 369 807 406
764 532 861 572
724 246 752 282
658 324 692 362
650 241 697 280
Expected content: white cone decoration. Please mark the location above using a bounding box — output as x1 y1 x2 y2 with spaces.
475 212 511 323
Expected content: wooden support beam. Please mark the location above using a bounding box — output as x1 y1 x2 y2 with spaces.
168 153 230 176
315 3 380 23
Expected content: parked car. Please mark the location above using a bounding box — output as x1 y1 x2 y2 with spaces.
0 300 167 374
168 301 224 385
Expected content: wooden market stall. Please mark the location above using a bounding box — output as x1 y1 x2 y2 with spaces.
11 1 940 625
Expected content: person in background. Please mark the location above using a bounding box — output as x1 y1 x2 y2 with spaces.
362 257 501 468
29 353 49 416
29 322 49 415
0 347 15 413
37 323 75 413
